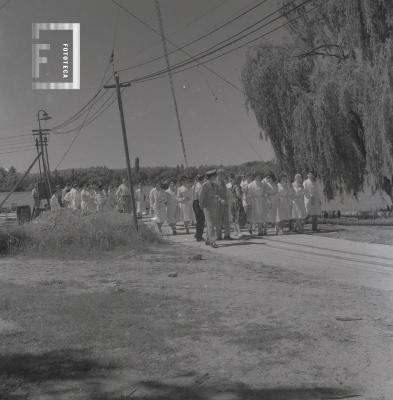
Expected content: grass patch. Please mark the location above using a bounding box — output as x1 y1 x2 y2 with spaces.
3 209 162 257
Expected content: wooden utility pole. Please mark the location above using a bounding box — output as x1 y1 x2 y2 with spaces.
155 0 189 169
32 127 51 205
35 137 42 180
104 72 138 231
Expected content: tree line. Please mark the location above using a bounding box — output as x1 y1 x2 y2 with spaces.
0 160 279 192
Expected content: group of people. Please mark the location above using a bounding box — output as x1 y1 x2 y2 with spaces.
31 178 138 216
147 169 322 248
31 171 322 247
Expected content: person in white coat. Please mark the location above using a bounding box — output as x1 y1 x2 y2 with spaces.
135 183 145 218
292 174 307 232
241 173 254 234
177 177 193 234
265 174 279 232
116 179 131 213
69 183 81 210
151 181 167 233
303 172 322 231
246 172 267 236
166 180 179 235
50 193 60 212
276 175 294 234
149 184 159 216
80 185 91 214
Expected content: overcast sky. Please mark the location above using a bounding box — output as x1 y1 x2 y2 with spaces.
0 0 288 172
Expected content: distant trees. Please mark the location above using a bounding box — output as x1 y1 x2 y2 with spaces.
242 0 393 200
0 161 279 192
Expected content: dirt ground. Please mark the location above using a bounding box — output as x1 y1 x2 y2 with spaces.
0 241 392 400
311 223 393 245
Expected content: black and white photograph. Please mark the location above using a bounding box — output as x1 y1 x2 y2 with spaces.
0 0 393 399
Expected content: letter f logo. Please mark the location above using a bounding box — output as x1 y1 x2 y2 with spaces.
32 43 50 78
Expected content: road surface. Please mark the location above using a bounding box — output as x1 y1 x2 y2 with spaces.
163 225 393 291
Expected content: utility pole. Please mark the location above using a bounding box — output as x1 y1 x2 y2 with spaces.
104 72 138 231
35 137 42 181
155 0 189 169
33 109 52 205
43 136 52 189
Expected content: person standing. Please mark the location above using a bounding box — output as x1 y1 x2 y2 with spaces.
192 175 205 242
231 175 246 238
226 174 235 230
61 183 71 207
116 179 131 213
242 173 254 234
50 192 60 212
106 185 117 210
151 181 167 233
135 182 144 219
303 172 322 231
166 180 179 235
177 177 193 235
246 172 267 236
69 183 81 210
149 183 159 216
292 173 307 232
200 170 219 248
80 184 90 214
31 183 41 218
95 186 106 212
265 174 279 233
276 174 294 234
216 169 231 240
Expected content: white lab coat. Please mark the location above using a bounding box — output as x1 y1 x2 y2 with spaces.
69 188 81 210
177 185 193 222
246 180 267 224
292 182 307 219
303 178 322 216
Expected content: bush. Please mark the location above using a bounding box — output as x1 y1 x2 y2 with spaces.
6 209 162 256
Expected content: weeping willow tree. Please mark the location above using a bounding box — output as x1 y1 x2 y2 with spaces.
242 0 393 200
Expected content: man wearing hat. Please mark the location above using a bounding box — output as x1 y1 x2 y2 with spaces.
200 170 219 248
192 174 205 241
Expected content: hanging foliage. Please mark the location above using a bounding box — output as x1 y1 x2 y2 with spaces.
242 0 393 200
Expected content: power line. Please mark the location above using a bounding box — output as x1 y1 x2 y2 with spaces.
53 90 117 135
118 0 315 86
116 0 271 73
116 0 256 73
54 65 118 170
49 64 113 131
0 147 36 156
111 0 247 94
0 142 34 150
0 133 32 141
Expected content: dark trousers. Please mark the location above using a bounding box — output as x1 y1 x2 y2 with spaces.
193 200 205 239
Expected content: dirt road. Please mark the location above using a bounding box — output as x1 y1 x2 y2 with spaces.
0 227 392 399
169 228 393 290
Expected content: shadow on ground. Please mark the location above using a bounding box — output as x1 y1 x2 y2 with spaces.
96 380 359 400
0 348 116 399
0 352 360 400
